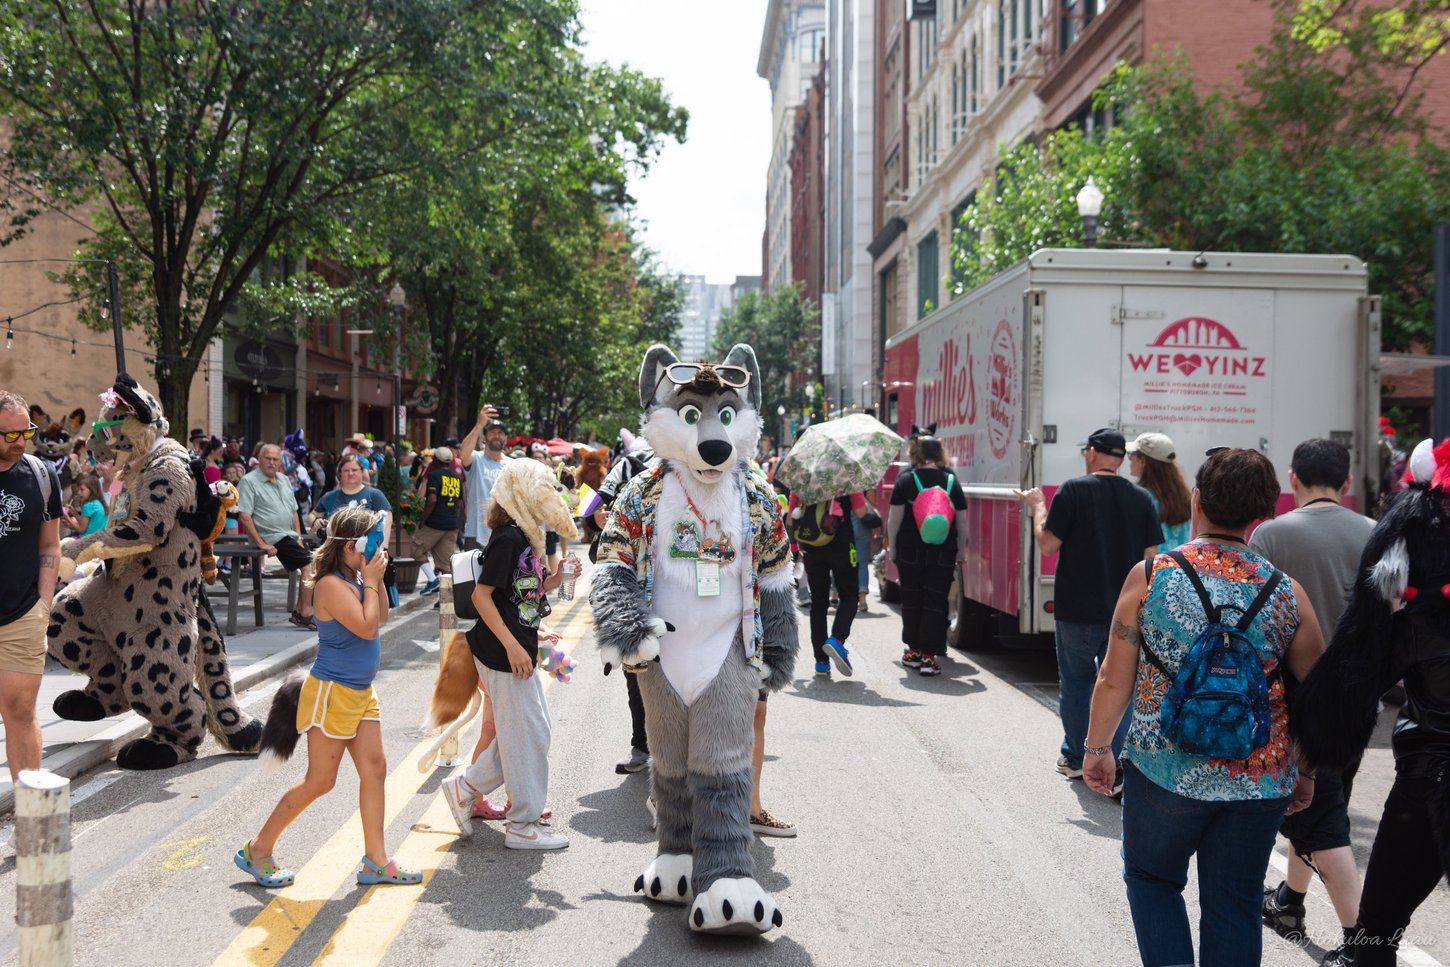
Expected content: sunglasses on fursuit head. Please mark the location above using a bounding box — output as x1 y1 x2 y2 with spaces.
654 363 751 395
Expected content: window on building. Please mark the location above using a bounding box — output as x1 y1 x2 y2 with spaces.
881 260 902 341
931 95 940 165
917 231 939 320
951 64 960 145
1060 0 1103 52
969 35 979 114
800 27 824 65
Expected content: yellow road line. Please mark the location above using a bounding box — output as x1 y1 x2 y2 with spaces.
217 588 594 967
311 795 456 966
214 737 434 967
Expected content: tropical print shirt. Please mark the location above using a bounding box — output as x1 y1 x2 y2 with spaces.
596 462 790 663
1125 540 1301 801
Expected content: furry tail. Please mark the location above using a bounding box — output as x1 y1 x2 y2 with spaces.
259 672 305 765
426 632 479 732
194 590 262 753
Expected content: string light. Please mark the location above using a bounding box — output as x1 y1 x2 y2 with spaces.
5 319 11 350
70 337 76 356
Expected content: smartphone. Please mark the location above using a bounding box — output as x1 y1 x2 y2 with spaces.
362 521 385 559
498 406 510 418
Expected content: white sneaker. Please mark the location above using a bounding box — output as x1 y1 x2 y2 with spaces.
442 775 476 838
504 821 569 851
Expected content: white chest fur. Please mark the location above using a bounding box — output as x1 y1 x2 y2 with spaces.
651 467 745 706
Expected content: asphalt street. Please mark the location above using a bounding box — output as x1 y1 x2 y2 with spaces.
1 582 1447 967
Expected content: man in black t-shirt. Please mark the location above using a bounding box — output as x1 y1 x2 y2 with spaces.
412 447 463 592
0 391 63 780
1015 427 1162 787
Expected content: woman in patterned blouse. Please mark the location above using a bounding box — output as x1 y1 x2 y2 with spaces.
1082 448 1326 967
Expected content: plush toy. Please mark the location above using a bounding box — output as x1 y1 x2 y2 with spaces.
199 480 238 584
47 374 262 769
28 404 86 492
539 647 576 684
590 343 797 936
576 445 611 492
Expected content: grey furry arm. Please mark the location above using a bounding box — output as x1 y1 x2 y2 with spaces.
758 584 798 692
588 564 661 673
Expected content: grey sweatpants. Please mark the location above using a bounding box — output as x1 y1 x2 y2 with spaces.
461 658 552 826
638 636 759 894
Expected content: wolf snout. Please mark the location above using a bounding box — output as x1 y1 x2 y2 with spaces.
697 439 734 467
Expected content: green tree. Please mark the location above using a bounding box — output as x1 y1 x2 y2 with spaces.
950 1 1450 349
348 41 686 439
0 0 555 430
712 285 819 443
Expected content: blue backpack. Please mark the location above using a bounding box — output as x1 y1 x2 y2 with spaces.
1142 551 1285 760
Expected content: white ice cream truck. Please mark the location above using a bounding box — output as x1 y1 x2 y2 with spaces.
877 248 1389 649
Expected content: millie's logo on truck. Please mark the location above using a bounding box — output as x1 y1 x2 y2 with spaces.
1128 317 1266 378
987 319 1017 459
920 332 976 429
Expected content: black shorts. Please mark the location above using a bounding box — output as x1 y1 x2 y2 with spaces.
274 536 314 572
1279 768 1353 856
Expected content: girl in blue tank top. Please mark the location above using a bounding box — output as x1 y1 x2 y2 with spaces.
237 506 421 889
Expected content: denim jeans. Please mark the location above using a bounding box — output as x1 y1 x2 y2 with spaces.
1055 620 1128 766
1121 763 1289 967
853 515 872 593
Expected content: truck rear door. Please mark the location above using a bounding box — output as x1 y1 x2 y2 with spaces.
1117 286 1277 465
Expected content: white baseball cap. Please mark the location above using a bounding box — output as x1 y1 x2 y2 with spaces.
1126 432 1177 463
433 446 453 462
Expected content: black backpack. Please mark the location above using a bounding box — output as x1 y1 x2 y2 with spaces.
793 501 840 548
178 454 221 541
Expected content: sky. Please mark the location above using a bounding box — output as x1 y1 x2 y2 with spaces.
578 0 771 285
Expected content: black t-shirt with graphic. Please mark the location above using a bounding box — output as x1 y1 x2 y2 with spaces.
465 523 549 672
0 457 63 626
422 465 463 531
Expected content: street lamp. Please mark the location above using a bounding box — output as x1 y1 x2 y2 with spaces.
1076 177 1103 249
388 284 406 443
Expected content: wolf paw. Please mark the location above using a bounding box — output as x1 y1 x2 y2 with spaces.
633 852 693 905
688 877 782 935
599 644 622 676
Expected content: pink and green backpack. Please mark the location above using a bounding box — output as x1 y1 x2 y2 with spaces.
910 471 955 545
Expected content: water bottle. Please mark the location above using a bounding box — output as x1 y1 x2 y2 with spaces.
558 560 578 601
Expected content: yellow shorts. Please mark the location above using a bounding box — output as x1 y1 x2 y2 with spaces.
296 675 380 740
0 599 49 675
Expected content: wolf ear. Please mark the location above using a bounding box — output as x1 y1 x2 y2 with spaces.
720 343 762 411
639 345 680 410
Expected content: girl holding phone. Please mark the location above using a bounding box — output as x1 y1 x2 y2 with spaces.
237 505 421 888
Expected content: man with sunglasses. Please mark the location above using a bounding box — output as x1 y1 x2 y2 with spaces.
0 391 62 781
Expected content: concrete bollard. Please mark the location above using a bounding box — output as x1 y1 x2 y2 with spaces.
437 574 464 767
15 769 72 967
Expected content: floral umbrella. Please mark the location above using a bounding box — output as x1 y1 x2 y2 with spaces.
774 413 902 506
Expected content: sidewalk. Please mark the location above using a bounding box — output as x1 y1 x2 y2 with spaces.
0 572 436 815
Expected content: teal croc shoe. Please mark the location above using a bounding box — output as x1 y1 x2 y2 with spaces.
235 842 294 888
358 856 423 886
